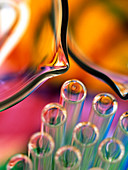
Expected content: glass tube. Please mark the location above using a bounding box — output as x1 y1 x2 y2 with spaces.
28 132 55 170
7 154 32 170
71 122 99 170
88 93 118 141
94 138 125 170
41 103 67 151
55 145 82 170
113 111 128 169
59 79 87 145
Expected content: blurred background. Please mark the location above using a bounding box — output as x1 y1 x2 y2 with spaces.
0 0 128 169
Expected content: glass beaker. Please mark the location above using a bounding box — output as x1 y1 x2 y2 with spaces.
0 0 69 111
67 0 128 100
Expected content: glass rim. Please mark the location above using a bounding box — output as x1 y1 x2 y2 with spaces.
41 103 67 128
55 145 82 170
119 111 128 135
28 132 55 158
72 121 99 148
98 137 125 164
7 154 33 169
60 79 87 104
92 93 118 117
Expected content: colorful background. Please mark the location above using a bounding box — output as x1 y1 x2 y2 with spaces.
0 0 128 169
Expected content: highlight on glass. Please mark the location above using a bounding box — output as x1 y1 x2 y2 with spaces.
0 0 69 111
54 145 82 170
88 93 118 140
71 122 99 170
41 103 67 151
60 79 87 145
6 154 33 170
113 111 128 169
28 132 55 170
94 138 125 170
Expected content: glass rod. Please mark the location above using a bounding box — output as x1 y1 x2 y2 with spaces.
55 145 82 170
113 111 128 169
41 103 67 152
88 93 118 142
7 154 33 170
28 132 55 170
59 79 87 145
93 138 125 170
71 121 99 170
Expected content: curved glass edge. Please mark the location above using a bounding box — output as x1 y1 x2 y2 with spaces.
68 47 128 100
0 0 69 112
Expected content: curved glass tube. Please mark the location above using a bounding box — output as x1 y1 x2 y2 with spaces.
67 0 128 100
7 154 33 170
54 145 82 170
0 0 69 111
94 138 125 170
28 132 55 170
